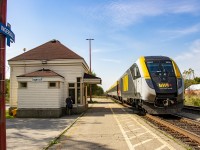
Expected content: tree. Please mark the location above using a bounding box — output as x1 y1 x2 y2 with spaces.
194 77 200 83
6 79 10 102
183 70 189 79
87 72 104 96
183 68 195 80
183 68 197 90
91 84 104 96
184 79 197 90
188 68 195 79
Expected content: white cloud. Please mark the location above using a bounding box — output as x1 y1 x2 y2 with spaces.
174 39 200 76
105 0 200 27
160 23 200 39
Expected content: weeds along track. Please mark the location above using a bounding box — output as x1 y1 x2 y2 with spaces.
144 114 200 150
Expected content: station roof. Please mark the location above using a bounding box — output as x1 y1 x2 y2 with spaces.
17 69 64 78
9 39 83 61
83 73 101 84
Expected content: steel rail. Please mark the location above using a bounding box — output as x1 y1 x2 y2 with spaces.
183 105 200 112
146 114 200 144
173 114 200 127
180 117 200 127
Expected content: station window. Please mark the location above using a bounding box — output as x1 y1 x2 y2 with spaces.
77 77 81 104
69 83 75 104
69 83 75 87
19 82 27 89
48 81 60 88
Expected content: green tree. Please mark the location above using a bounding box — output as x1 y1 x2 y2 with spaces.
194 77 200 83
183 68 197 90
184 79 197 90
183 68 195 80
91 84 104 96
87 72 104 96
6 79 10 102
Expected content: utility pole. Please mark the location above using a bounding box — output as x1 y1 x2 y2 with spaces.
0 0 7 149
86 38 94 102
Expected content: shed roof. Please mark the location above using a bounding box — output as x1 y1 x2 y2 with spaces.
17 69 64 78
9 39 83 61
185 84 200 90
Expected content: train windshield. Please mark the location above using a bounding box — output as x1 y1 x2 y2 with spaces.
146 60 175 76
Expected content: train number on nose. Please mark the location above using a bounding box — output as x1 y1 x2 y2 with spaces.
158 83 172 88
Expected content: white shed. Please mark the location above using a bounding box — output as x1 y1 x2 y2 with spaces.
185 84 200 95
8 39 101 117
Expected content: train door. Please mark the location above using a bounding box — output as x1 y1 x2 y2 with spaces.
134 65 142 99
130 64 137 98
117 81 121 97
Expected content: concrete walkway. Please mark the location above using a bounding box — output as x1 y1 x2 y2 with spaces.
6 114 79 150
48 98 186 150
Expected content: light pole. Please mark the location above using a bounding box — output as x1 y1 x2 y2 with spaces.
86 38 94 102
0 0 7 149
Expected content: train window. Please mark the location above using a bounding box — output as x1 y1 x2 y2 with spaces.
130 64 140 79
130 65 135 78
135 66 141 78
146 61 175 76
146 62 160 74
161 62 175 75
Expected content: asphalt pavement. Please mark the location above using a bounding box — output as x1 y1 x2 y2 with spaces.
6 114 79 150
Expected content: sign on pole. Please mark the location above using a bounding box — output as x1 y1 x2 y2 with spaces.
0 22 15 46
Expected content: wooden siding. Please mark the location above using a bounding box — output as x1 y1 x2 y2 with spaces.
18 82 62 108
9 60 87 108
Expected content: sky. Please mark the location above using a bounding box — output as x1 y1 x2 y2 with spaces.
5 0 200 91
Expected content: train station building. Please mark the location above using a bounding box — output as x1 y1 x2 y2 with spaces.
8 39 101 117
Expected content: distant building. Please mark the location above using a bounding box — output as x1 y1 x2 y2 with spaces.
185 84 200 95
8 39 101 117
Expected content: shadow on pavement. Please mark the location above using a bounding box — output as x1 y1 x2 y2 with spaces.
49 136 115 150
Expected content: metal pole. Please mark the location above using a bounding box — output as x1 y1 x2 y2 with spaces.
86 39 94 102
0 0 7 149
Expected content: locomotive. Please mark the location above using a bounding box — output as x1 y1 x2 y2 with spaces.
107 56 184 114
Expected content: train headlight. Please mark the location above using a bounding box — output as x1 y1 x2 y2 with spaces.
177 78 182 89
146 79 154 89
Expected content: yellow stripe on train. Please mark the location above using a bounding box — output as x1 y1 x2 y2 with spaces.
139 56 150 79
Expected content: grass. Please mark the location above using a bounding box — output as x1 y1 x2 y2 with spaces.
184 94 200 106
6 110 14 119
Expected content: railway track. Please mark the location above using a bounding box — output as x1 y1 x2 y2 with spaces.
110 97 200 149
183 105 200 114
144 114 200 150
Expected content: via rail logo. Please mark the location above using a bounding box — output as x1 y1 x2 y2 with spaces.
0 22 15 47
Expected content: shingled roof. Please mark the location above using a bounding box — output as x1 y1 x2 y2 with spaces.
9 39 83 61
17 69 64 78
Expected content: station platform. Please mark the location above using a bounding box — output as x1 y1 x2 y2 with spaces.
49 98 187 150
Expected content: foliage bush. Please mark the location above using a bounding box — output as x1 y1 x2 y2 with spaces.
6 110 14 119
6 79 10 103
185 94 200 106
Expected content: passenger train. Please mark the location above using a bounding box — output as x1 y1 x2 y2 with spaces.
107 56 184 114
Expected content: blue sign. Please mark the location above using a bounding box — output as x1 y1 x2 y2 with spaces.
0 22 15 47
